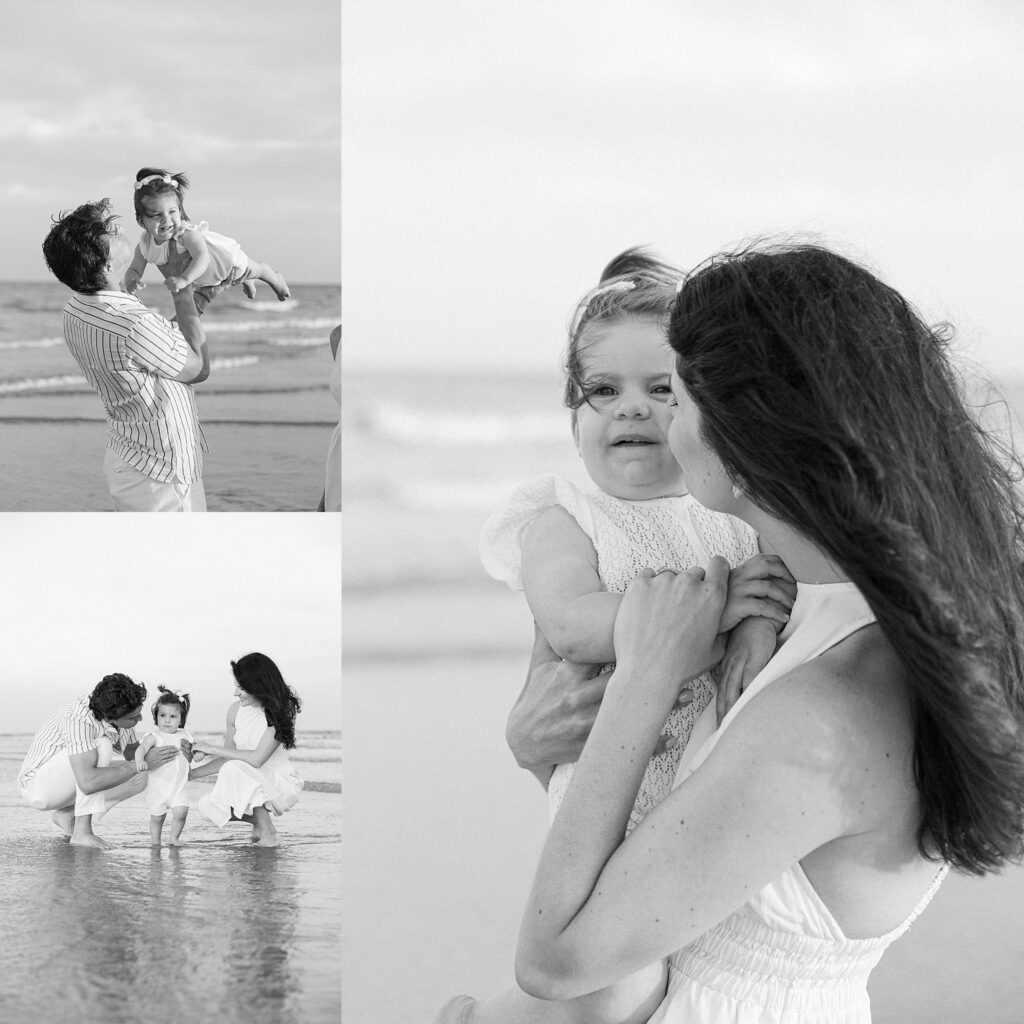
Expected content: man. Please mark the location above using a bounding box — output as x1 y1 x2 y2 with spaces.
18 673 179 849
41 199 210 511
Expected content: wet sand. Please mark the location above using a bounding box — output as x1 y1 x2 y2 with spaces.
0 386 337 511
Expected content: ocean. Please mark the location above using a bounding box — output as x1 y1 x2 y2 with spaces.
342 365 1024 1022
0 730 340 1024
0 281 340 511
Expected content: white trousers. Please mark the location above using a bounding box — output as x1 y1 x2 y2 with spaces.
104 449 207 512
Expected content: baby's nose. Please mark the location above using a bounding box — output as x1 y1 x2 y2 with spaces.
614 394 650 417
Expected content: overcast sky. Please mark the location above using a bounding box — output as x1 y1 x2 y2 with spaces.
3 0 339 284
343 1 1024 378
1 515 340 735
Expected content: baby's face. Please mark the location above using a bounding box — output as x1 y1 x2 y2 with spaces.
156 705 182 732
572 318 687 500
138 193 182 243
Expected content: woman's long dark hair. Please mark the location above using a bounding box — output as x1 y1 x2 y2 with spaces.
670 242 1024 875
232 653 302 749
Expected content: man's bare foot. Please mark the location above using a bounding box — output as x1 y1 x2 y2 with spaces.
242 280 257 300
51 809 75 837
433 995 478 1024
70 833 111 850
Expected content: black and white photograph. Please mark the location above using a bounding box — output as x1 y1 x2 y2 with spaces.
0 4 342 1024
343 3 1024 1022
0 3 341 512
0 515 341 1022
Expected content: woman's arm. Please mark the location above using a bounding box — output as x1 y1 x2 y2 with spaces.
224 701 239 750
164 228 210 292
515 563 886 1000
521 506 622 664
194 726 280 769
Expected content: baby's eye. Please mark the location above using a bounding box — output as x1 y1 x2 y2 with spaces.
651 384 672 398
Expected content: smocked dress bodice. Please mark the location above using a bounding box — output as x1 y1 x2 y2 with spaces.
480 474 758 828
650 582 948 1023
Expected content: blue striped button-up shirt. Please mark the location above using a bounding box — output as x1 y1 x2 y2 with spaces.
63 290 208 483
18 696 140 786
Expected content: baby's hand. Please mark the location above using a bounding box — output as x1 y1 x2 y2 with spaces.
716 616 779 723
164 275 189 294
720 554 796 633
125 275 145 295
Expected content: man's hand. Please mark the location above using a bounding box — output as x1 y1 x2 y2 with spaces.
179 738 193 761
506 627 607 787
159 246 193 283
145 745 178 769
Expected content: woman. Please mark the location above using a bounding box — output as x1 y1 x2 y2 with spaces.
499 244 1024 1021
192 652 303 847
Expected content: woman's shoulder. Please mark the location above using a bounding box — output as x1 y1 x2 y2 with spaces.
226 700 241 723
749 625 911 773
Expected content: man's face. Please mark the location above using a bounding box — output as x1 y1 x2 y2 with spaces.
108 704 143 729
105 222 134 281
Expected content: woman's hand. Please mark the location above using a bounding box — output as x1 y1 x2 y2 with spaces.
612 559 730 698
720 554 796 632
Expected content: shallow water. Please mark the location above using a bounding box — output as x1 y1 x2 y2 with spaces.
0 738 340 1024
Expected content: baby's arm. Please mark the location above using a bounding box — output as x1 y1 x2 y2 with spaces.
123 245 148 294
164 228 210 293
134 734 156 772
715 538 797 721
521 506 620 664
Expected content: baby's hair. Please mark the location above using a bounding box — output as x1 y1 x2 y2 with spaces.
151 685 190 727
563 246 684 410
132 166 190 224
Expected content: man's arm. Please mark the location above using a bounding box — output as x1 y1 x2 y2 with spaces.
69 743 176 794
505 627 608 788
159 247 209 384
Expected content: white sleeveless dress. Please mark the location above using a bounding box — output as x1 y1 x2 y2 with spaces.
139 219 250 286
649 582 948 1023
142 726 194 814
479 474 758 830
197 704 303 827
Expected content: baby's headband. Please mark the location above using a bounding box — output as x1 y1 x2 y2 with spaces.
134 174 177 191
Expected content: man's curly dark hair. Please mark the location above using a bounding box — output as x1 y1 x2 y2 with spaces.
42 199 118 294
88 673 147 722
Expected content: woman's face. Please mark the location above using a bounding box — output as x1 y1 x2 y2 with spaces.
234 683 259 707
667 368 736 513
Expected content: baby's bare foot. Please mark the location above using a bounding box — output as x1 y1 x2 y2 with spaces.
242 280 257 300
269 272 290 302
